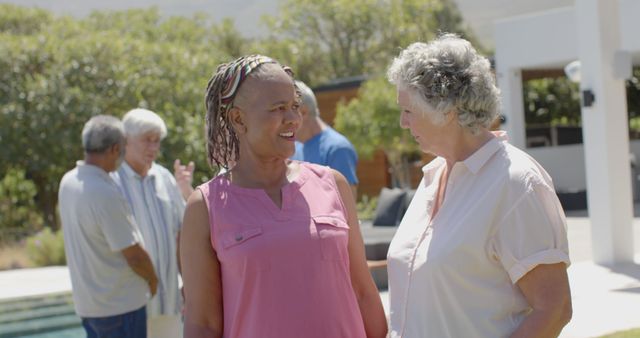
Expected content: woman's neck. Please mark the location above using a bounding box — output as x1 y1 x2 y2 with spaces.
441 128 495 168
230 156 290 190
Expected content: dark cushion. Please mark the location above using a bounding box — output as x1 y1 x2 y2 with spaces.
372 187 407 226
556 190 587 210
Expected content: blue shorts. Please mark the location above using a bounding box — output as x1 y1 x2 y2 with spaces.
81 306 146 338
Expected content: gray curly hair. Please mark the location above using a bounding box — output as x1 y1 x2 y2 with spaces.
387 33 500 134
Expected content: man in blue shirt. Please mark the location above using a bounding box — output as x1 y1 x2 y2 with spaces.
292 81 359 197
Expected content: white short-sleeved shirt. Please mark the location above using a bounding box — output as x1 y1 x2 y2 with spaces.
387 132 570 338
59 162 149 317
112 162 185 317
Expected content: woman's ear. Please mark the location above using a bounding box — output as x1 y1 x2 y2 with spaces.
228 107 247 134
443 109 457 125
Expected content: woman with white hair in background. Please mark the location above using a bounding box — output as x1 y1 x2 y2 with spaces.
385 34 572 337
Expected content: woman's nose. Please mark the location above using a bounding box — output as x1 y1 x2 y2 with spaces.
286 107 302 125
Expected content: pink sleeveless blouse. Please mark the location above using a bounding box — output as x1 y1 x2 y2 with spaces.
198 162 366 338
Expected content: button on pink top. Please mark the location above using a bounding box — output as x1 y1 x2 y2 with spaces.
198 162 366 338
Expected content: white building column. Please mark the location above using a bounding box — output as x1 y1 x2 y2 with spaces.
576 0 634 264
496 67 526 149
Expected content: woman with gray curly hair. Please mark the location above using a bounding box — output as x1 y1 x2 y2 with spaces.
385 34 572 337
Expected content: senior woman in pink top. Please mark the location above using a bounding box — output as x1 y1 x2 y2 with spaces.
179 55 387 338
386 34 572 337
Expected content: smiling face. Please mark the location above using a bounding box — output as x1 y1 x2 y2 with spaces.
397 88 449 156
230 64 301 162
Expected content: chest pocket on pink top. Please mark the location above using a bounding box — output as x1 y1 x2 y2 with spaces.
220 226 269 271
313 216 350 261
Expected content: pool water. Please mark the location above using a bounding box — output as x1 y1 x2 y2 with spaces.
0 293 83 338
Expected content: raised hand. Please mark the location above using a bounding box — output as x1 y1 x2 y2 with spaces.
174 159 195 200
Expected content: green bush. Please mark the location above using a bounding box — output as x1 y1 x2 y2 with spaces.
0 168 44 243
357 195 379 221
25 227 66 266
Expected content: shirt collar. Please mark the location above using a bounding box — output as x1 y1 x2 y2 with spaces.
462 131 508 174
121 161 157 179
76 161 112 180
421 131 508 176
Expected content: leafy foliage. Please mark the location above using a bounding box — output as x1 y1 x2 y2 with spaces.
0 4 52 35
523 77 581 126
356 195 378 221
9 0 623 229
627 67 640 136
0 169 43 240
308 0 479 187
261 0 481 86
523 67 640 137
0 6 229 227
25 227 66 266
334 77 421 187
1 1 478 225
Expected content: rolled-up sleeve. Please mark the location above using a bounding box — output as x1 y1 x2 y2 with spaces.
491 179 570 283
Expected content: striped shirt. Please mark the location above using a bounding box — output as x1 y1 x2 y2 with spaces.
112 161 185 317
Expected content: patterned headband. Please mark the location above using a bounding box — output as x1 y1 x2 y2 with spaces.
218 55 290 111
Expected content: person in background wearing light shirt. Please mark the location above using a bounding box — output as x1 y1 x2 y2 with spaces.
112 108 194 338
59 115 157 338
385 34 572 338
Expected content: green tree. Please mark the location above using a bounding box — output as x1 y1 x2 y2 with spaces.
211 18 251 59
334 77 420 187
0 169 43 241
523 77 581 126
0 6 227 228
0 4 51 35
262 0 481 85
522 67 640 141
321 0 479 187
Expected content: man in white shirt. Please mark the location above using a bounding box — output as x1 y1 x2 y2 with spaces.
112 108 194 338
59 115 158 338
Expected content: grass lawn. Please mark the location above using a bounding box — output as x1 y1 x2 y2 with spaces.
599 328 640 337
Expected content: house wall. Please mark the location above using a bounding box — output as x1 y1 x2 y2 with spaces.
527 139 640 192
495 2 640 195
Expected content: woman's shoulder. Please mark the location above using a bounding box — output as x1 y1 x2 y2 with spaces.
294 160 333 178
294 160 346 193
195 173 227 196
499 143 555 191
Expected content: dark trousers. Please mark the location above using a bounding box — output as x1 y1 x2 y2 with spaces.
81 306 146 338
